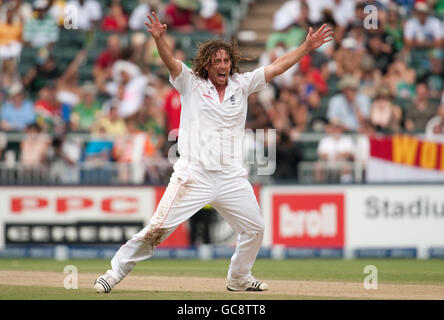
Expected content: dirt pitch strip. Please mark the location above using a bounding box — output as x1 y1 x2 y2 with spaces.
0 270 443 299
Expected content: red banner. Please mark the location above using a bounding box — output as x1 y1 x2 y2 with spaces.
370 135 444 171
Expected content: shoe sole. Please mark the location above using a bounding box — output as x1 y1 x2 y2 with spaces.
227 286 267 292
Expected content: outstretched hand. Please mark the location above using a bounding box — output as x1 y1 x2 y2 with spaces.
145 11 167 39
305 24 334 51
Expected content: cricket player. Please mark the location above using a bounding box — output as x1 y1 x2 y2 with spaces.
94 12 333 293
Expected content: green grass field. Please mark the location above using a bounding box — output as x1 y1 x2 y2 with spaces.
0 258 443 300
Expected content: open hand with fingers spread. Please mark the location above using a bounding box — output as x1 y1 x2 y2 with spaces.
305 24 334 51
145 11 167 39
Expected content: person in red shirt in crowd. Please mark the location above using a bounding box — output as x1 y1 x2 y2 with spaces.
34 85 62 132
196 0 224 36
101 1 129 33
298 54 328 96
164 0 198 33
163 86 181 136
93 33 122 93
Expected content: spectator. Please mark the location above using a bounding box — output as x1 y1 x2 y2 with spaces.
164 0 198 33
82 126 113 184
268 98 298 137
93 34 122 94
136 87 166 150
0 58 21 97
385 55 416 99
129 32 148 69
195 0 224 36
23 0 59 49
108 60 148 118
65 0 102 31
49 133 82 184
306 0 356 30
268 0 308 51
318 0 356 43
280 86 310 132
0 5 23 60
0 0 33 24
93 104 127 136
273 129 303 181
366 33 393 75
314 118 355 183
369 87 402 133
422 49 444 99
333 37 365 79
358 54 384 99
384 2 404 52
23 47 61 96
259 42 297 89
245 93 271 130
425 104 444 139
163 86 181 135
129 0 151 30
112 118 150 184
327 75 371 132
354 120 376 180
20 122 50 165
297 54 328 97
1 82 36 131
48 0 67 26
70 82 101 131
56 50 88 118
34 85 62 132
143 33 176 72
403 2 442 51
101 1 128 32
404 82 438 132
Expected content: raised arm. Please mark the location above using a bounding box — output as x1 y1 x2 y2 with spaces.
145 11 182 79
264 24 334 83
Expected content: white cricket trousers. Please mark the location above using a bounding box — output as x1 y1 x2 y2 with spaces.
109 159 264 282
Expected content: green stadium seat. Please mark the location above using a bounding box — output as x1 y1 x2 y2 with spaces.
300 141 319 162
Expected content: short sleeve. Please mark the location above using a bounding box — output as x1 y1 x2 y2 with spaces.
403 20 414 40
88 1 102 20
359 95 371 117
432 18 443 40
326 95 341 120
237 66 267 96
169 62 193 95
338 137 354 153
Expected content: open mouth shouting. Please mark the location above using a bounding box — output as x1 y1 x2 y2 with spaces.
217 72 227 81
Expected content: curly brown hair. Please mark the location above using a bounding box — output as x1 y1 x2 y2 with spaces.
192 40 246 80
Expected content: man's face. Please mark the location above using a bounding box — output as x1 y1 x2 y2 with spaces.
11 93 23 106
108 36 121 55
416 11 427 23
343 87 357 102
206 49 231 88
416 84 429 100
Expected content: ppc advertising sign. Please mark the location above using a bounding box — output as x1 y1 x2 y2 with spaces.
0 187 190 248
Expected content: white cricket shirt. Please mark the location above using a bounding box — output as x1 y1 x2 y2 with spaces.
169 62 267 170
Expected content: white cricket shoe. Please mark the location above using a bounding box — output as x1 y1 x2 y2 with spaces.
227 276 269 292
94 272 119 293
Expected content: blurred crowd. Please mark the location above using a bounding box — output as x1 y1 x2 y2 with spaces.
1 0 444 184
253 0 444 182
